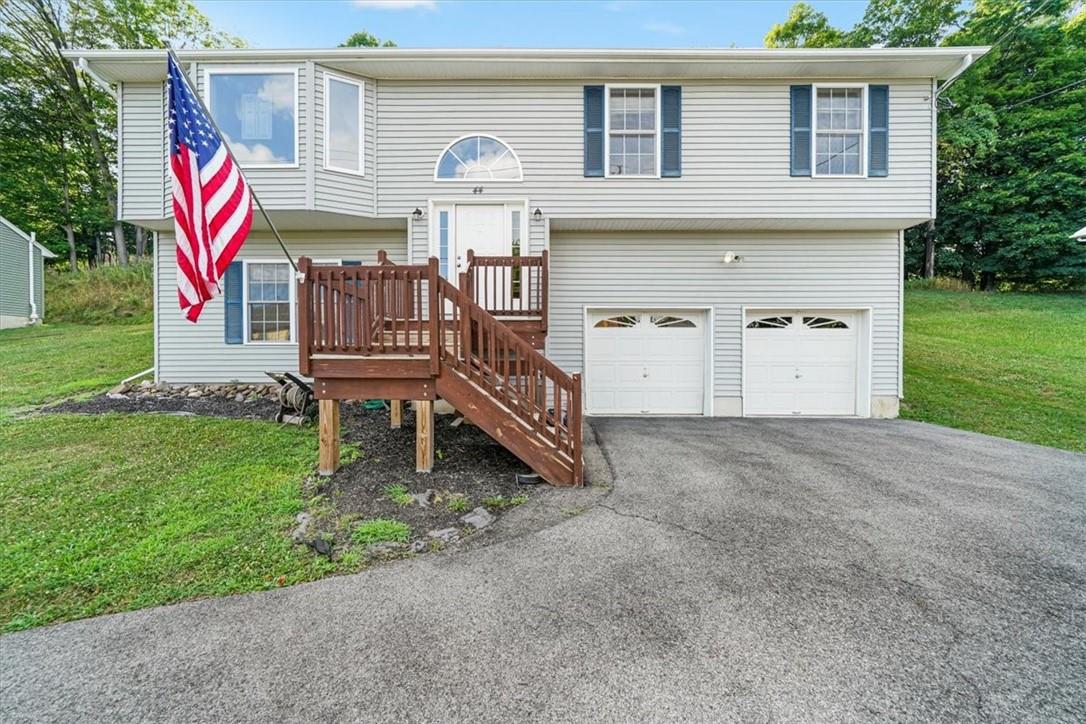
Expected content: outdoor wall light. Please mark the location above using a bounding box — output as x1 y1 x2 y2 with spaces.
412 207 424 221
722 251 743 264
533 208 543 222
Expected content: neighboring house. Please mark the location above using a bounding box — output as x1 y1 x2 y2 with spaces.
1 215 56 329
1072 226 1086 242
69 47 987 483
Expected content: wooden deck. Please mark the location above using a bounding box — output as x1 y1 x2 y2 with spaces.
297 251 581 486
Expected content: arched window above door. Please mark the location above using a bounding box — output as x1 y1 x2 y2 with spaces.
435 135 523 181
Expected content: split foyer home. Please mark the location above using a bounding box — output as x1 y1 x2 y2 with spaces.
68 46 986 484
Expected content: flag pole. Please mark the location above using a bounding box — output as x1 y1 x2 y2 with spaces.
166 48 298 274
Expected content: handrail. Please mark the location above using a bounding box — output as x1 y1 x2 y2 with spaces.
464 249 549 331
435 276 580 466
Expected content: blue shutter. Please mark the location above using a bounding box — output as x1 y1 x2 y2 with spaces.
583 86 605 177
223 261 243 345
790 85 812 177
661 85 682 178
342 260 362 265
868 85 889 177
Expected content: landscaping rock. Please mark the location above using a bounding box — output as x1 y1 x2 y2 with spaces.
292 512 313 543
410 540 427 553
235 393 245 402
308 538 332 557
460 506 495 531
410 489 437 508
366 541 405 556
428 528 459 543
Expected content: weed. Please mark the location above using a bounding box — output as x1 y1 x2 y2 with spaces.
383 484 413 506
352 519 411 546
446 494 471 513
483 494 529 509
560 506 586 517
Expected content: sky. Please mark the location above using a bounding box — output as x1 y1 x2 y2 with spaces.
192 0 869 49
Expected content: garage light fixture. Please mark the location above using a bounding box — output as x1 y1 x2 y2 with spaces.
722 251 743 264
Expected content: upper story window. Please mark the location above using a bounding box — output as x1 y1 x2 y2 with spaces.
814 86 865 177
325 73 364 175
435 135 522 181
607 86 659 177
206 68 297 167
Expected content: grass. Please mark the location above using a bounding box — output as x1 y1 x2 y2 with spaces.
483 494 528 509
0 413 358 632
902 289 1086 452
45 262 153 325
352 519 411 546
0 323 153 417
446 494 471 513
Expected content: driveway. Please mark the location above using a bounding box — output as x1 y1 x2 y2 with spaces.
3 419 1084 722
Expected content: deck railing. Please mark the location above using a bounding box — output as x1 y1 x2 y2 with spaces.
464 249 548 330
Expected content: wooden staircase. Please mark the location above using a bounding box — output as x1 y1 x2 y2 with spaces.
296 251 582 486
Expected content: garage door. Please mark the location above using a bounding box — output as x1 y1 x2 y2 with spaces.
744 310 859 416
586 311 707 415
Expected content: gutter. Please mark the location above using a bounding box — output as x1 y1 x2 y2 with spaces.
933 52 975 99
27 232 39 324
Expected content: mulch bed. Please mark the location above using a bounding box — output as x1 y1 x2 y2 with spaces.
46 394 280 420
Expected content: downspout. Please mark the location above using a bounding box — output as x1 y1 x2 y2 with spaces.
28 232 39 324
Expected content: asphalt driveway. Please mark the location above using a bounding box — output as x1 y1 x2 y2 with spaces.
3 418 1085 722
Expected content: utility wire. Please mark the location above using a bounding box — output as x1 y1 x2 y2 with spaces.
997 78 1086 111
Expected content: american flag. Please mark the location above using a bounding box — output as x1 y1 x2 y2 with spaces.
167 53 253 322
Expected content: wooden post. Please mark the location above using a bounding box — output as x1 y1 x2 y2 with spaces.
416 399 433 472
319 399 340 476
390 399 403 429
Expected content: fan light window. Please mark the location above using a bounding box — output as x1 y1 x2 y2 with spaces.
436 135 522 181
594 315 639 329
746 316 793 329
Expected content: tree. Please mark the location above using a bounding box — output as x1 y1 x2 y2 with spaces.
0 0 243 266
765 2 847 48
340 30 395 48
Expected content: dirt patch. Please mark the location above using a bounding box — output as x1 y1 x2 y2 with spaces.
46 394 279 420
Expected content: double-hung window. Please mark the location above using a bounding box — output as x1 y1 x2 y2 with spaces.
245 262 293 342
324 73 364 175
606 86 659 177
206 68 298 166
813 85 865 176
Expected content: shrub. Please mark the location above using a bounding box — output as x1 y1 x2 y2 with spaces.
351 519 410 546
45 262 153 325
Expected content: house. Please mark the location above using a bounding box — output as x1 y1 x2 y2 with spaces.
1 215 56 329
1072 226 1086 242
68 46 987 484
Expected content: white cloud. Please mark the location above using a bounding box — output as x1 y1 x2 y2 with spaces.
643 20 684 35
230 141 288 164
352 0 437 9
257 76 295 112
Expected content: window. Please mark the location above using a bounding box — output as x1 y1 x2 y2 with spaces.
435 135 521 180
207 69 297 166
651 315 696 328
324 74 364 174
803 316 849 329
438 211 451 278
814 86 864 176
594 315 639 329
607 87 658 177
511 209 522 300
746 316 793 329
246 262 292 342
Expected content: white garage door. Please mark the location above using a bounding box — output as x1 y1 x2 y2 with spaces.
744 310 860 416
586 311 707 415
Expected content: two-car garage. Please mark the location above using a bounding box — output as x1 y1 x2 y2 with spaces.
583 307 867 417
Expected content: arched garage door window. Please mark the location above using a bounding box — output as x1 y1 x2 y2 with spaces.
434 135 523 181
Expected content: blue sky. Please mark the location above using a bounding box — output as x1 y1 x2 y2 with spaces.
193 0 868 49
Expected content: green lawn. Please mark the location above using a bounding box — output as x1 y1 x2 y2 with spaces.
0 414 351 632
903 289 1086 452
0 323 152 417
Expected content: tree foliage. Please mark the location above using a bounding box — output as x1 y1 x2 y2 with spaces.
0 0 243 267
766 0 1086 289
341 30 396 48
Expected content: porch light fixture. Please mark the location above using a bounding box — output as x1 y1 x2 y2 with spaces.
722 251 742 264
533 207 543 222
412 207 424 221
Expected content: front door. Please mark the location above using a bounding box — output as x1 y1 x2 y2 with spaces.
452 204 508 277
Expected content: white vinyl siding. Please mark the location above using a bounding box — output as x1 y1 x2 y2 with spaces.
118 82 166 221
313 66 376 216
376 79 933 222
154 231 407 383
547 230 902 405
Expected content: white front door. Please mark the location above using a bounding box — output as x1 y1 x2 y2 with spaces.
453 204 508 276
586 310 708 415
744 310 860 416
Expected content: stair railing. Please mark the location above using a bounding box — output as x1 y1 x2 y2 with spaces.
464 249 548 331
